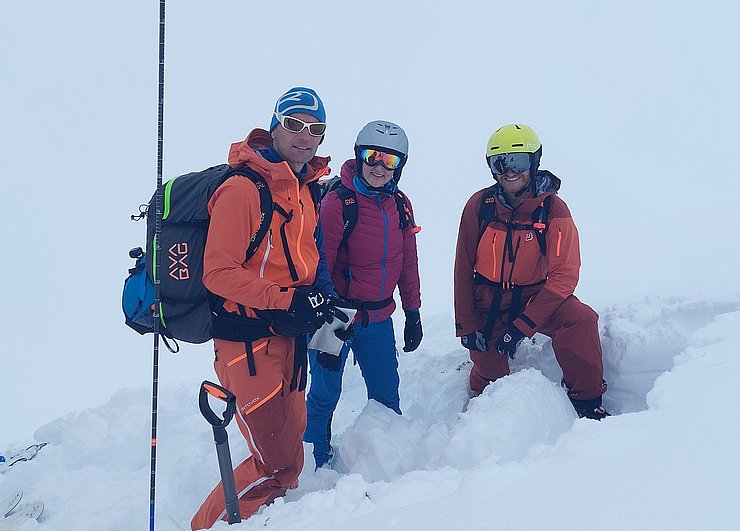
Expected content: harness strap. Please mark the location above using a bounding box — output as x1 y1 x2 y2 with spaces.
345 296 394 327
290 334 308 392
237 305 257 377
482 285 504 340
473 272 547 289
474 273 546 339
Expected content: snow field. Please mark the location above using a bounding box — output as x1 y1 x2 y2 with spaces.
2 296 739 530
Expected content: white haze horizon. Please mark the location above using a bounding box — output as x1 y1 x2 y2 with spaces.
1 2 739 529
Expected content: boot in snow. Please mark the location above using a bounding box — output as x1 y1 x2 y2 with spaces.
571 396 610 420
312 440 334 470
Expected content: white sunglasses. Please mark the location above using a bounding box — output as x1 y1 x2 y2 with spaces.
274 113 326 137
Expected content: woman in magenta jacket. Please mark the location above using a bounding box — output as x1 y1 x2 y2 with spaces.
304 120 423 468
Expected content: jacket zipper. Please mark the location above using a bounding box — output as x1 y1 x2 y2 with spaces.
375 195 389 321
259 230 273 278
491 232 497 280
293 179 310 281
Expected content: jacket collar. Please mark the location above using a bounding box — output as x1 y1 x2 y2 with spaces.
227 129 331 185
340 159 397 198
494 169 560 210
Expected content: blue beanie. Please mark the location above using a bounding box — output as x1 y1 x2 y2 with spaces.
269 87 326 132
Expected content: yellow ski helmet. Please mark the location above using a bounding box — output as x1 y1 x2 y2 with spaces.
485 124 543 178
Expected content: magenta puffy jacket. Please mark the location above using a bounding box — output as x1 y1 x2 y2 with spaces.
319 159 421 323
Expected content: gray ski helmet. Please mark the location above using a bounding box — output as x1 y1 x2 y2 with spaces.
354 120 409 182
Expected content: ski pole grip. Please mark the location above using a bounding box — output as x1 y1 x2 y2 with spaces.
199 381 237 429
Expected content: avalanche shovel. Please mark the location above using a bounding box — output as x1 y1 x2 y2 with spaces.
199 381 241 525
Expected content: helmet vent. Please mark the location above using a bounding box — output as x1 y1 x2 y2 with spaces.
374 123 398 136
512 143 524 147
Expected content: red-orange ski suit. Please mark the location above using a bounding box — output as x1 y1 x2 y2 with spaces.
191 130 329 530
454 174 606 399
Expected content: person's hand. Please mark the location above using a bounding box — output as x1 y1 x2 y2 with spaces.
494 324 525 359
289 287 333 328
402 309 423 352
268 310 319 337
316 351 342 372
334 322 355 342
326 296 351 325
460 330 489 352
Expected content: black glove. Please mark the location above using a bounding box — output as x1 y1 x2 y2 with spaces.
316 351 342 372
289 287 334 328
494 324 525 359
325 296 351 325
402 309 423 352
254 308 316 337
461 330 489 352
269 315 316 337
334 321 355 342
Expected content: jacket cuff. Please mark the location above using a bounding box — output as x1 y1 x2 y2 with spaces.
455 321 479 337
512 314 537 337
268 285 296 310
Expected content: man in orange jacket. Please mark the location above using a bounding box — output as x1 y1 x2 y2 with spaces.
454 124 608 420
191 87 346 529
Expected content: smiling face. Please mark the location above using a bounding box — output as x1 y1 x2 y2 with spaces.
495 168 532 199
361 160 395 188
270 112 323 173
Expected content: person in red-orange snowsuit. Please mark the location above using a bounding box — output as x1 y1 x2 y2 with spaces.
454 124 609 420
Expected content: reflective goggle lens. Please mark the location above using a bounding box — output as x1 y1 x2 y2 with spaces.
488 152 531 176
360 149 403 170
277 114 327 136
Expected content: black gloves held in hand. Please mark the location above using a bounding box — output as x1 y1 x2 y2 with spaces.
262 288 350 338
402 309 423 352
494 324 525 359
461 330 489 352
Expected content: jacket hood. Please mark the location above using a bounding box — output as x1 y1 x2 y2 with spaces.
533 169 561 195
228 128 331 184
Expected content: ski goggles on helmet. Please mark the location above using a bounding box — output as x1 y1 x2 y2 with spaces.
274 113 327 137
488 152 531 176
359 148 404 171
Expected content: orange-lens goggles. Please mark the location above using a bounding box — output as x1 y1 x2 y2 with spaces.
274 113 326 136
359 149 403 171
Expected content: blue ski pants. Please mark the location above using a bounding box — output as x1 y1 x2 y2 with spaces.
304 318 401 453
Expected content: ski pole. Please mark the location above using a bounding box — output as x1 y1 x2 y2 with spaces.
150 1 166 530
199 381 242 525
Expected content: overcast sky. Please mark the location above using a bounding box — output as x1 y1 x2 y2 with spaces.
1 0 738 442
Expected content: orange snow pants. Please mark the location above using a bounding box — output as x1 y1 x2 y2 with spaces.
191 336 307 530
469 295 606 400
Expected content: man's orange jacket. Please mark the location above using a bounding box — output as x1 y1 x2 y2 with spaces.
203 129 330 315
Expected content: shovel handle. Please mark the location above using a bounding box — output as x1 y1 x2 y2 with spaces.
199 380 237 428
